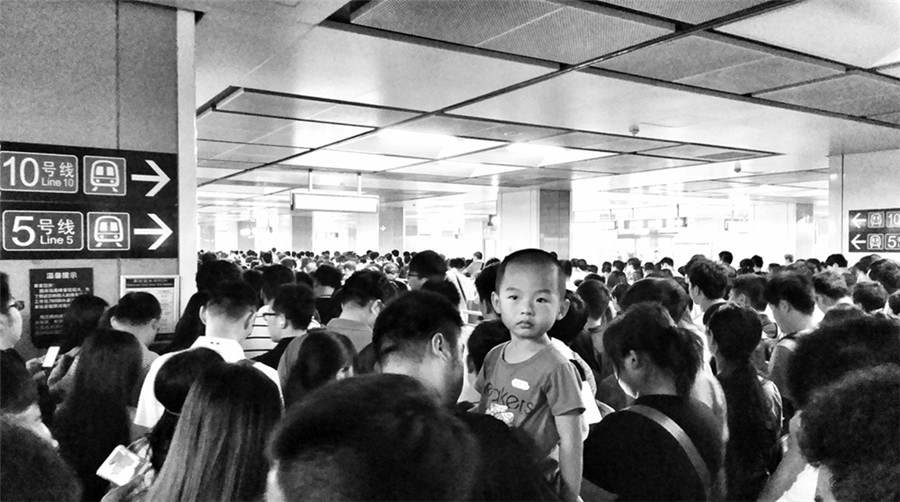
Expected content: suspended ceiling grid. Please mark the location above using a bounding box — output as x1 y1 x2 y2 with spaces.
186 0 900 214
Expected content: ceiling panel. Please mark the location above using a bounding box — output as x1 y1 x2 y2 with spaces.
756 73 900 117
198 139 242 158
278 150 425 171
546 154 700 173
879 65 900 79
530 131 677 152
214 143 309 163
719 0 900 68
252 120 373 148
352 0 560 46
226 166 313 186
196 159 257 170
332 130 504 159
599 0 770 24
243 24 554 111
479 3 673 65
642 144 767 161
388 160 525 178
197 111 295 143
729 170 829 185
396 114 567 142
677 51 843 95
217 89 422 127
872 111 900 125
452 143 614 167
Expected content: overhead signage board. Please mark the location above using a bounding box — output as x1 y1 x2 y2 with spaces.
848 208 900 253
0 141 178 259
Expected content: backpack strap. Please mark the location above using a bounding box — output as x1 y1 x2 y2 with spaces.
624 404 712 501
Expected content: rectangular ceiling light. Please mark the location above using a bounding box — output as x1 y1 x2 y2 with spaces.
291 192 379 213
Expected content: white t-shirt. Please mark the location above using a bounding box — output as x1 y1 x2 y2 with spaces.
133 337 282 429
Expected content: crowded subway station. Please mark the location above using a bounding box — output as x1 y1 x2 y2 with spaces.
2 0 900 501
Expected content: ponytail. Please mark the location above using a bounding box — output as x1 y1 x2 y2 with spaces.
668 327 701 396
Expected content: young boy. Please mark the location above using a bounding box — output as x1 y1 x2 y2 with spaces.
476 249 585 502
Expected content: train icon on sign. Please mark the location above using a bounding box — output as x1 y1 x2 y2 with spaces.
93 216 125 247
83 156 126 196
87 212 130 251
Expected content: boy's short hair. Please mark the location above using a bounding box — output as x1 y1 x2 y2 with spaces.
205 281 259 321
408 250 447 279
272 284 317 331
373 291 462 364
786 316 900 410
813 269 850 300
763 272 815 315
268 374 478 501
852 281 888 312
261 265 297 302
688 260 728 300
311 265 343 290
731 274 768 311
114 292 162 325
467 320 510 373
495 249 565 298
338 270 395 308
799 365 900 502
474 265 499 303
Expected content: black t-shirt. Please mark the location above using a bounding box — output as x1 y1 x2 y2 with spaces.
452 406 557 501
583 394 724 501
253 337 294 370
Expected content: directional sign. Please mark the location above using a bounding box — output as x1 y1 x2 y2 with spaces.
848 208 900 253
0 141 178 259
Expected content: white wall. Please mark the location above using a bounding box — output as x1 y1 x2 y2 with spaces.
497 188 540 256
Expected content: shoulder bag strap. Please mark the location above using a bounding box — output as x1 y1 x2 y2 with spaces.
625 404 712 500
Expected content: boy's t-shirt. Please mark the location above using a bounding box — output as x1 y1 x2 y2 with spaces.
475 342 584 480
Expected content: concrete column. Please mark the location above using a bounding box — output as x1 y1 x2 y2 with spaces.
497 188 571 258
292 213 314 252
378 206 404 253
0 1 193 357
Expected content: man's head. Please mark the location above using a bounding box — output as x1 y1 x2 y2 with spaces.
1 351 56 448
449 257 466 271
407 250 447 290
687 259 728 305
200 281 259 341
852 281 888 313
812 269 850 312
764 272 815 333
474 264 499 318
707 303 762 364
492 249 568 341
786 316 900 411
338 270 396 327
0 273 23 350
473 251 483 260
868 258 900 294
620 277 690 323
729 273 768 312
261 265 297 304
373 291 464 405
547 290 587 346
311 265 343 292
800 365 900 502
111 292 162 346
1 420 82 501
266 374 477 502
195 259 242 292
267 284 317 341
825 253 848 269
718 250 734 265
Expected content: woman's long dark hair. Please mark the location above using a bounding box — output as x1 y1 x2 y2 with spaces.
603 302 701 396
285 330 356 408
148 348 224 472
709 304 775 498
147 363 282 502
53 329 142 501
58 295 109 352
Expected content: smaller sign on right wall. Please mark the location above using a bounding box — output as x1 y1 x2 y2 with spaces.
848 208 900 253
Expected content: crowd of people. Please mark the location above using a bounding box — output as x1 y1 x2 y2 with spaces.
1 246 899 502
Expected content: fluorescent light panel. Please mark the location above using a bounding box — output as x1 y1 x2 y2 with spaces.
291 192 379 213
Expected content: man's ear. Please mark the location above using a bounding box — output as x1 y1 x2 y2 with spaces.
241 310 255 331
778 299 792 314
150 318 160 332
557 295 570 320
430 332 449 360
110 317 123 331
624 350 643 371
466 354 476 375
199 306 208 326
370 299 383 316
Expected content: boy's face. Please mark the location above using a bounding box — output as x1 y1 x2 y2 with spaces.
492 262 568 340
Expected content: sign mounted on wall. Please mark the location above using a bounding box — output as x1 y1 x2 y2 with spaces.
0 141 177 259
29 268 93 348
848 208 900 253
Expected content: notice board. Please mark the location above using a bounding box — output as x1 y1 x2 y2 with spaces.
1 141 178 259
29 268 94 348
119 275 180 334
848 208 900 253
